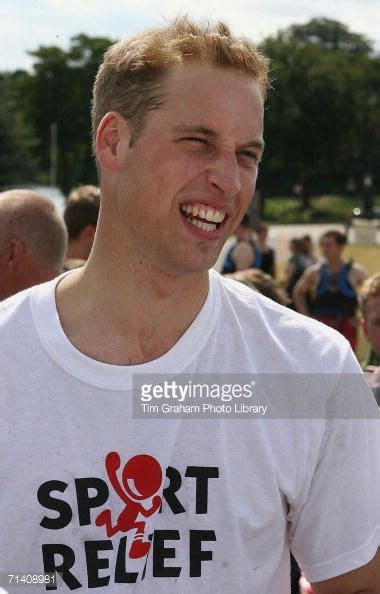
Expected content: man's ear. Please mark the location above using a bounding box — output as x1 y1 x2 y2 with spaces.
96 111 131 172
80 224 96 246
4 238 26 269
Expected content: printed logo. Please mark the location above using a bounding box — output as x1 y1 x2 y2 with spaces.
37 453 219 589
95 452 162 558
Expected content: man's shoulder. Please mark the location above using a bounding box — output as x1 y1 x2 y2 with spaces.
348 260 368 281
212 271 351 370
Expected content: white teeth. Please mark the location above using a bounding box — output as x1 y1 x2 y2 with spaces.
188 218 217 232
180 203 227 225
206 208 214 222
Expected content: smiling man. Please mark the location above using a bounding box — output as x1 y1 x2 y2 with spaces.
0 17 379 594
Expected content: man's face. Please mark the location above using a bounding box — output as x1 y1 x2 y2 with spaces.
319 236 343 261
109 63 264 275
363 296 380 356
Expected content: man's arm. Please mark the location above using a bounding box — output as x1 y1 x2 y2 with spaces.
351 263 369 288
293 268 317 315
311 548 379 594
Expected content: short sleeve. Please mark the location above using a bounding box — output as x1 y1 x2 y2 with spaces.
289 348 380 583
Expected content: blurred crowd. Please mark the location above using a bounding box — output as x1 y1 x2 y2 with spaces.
221 215 379 380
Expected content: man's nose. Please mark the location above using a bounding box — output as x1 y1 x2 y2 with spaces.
206 151 242 197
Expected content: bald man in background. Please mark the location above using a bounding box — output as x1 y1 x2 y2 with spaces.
0 189 67 300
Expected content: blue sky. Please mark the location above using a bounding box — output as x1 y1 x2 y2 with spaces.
1 0 379 72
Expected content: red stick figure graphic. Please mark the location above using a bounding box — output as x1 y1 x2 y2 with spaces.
96 452 163 558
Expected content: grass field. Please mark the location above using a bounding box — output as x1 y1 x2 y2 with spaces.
344 245 379 275
264 194 380 224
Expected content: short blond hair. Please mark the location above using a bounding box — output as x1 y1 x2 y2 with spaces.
92 16 269 150
360 273 380 318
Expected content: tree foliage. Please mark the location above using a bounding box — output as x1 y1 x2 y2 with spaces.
2 34 113 193
259 18 380 210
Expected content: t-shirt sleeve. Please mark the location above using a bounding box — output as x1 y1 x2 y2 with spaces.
289 347 380 584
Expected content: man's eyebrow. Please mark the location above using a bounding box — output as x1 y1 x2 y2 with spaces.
172 125 265 152
172 125 218 138
241 139 265 153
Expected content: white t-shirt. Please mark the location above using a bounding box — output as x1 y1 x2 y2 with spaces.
0 270 379 593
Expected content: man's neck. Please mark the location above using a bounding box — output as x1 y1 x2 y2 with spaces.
55 250 210 366
66 239 89 261
326 256 345 271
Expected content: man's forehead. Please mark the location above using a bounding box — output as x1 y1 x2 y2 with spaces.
162 63 264 109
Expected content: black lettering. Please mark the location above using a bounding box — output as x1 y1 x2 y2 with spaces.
75 478 109 526
37 481 72 530
189 530 216 577
162 467 185 514
42 544 81 590
85 540 112 588
153 530 181 578
141 534 153 582
185 467 219 514
115 536 138 583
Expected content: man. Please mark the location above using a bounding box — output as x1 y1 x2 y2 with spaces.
284 237 308 307
0 18 378 594
63 184 100 270
256 222 276 277
226 268 289 306
360 273 380 404
361 273 380 369
0 189 67 300
300 234 317 268
221 214 262 273
293 230 368 350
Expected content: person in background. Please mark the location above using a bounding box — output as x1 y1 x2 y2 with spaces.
256 222 276 277
227 268 288 306
63 184 100 270
284 237 308 306
300 234 317 267
360 273 380 404
0 189 67 300
293 230 368 350
360 273 380 369
221 213 262 273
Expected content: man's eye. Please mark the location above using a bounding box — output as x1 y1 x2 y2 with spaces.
238 150 261 165
241 151 259 161
183 137 208 145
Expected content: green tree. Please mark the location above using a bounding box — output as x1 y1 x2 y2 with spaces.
259 18 380 212
14 35 113 193
0 72 39 188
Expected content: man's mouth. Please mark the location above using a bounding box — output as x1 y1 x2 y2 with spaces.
180 203 227 233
